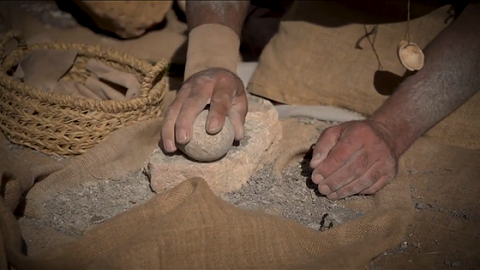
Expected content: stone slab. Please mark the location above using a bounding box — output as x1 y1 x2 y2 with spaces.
148 94 282 194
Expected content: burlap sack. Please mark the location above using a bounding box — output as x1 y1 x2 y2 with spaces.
248 1 479 149
0 117 415 269
1 115 476 269
0 1 476 268
73 1 173 39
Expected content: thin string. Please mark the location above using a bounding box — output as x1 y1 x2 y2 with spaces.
367 25 383 71
405 0 411 43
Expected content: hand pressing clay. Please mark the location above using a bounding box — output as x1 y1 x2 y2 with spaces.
177 109 235 162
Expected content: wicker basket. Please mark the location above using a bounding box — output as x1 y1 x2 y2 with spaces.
0 30 169 156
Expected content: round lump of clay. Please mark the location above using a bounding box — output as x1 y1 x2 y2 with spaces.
177 109 235 162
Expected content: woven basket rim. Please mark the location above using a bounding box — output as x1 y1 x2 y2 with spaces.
0 31 169 113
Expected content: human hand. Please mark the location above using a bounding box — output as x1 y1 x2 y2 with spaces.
309 120 400 200
161 68 248 152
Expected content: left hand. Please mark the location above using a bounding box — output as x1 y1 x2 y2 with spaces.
310 120 400 200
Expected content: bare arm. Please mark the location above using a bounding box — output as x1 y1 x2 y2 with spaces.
186 1 251 36
161 1 251 154
370 2 480 156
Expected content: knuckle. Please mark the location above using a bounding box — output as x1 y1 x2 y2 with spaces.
211 91 231 103
332 149 348 164
342 136 354 146
315 166 330 179
326 178 342 192
174 116 190 129
353 153 369 171
357 122 375 136
324 126 339 136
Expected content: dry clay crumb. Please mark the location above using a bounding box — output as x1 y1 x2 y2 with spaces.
223 159 365 231
30 144 365 238
37 170 155 237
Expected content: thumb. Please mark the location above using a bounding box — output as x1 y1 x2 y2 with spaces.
310 125 342 168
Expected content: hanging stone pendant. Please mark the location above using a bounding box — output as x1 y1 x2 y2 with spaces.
397 40 424 71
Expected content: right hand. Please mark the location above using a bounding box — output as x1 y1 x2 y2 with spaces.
161 68 248 153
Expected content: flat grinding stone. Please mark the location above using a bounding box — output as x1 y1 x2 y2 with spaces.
148 94 282 194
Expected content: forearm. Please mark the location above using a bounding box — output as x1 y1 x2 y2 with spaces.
186 1 250 36
183 1 250 80
370 2 480 156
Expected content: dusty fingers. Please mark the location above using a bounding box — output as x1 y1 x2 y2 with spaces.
160 68 247 152
311 121 399 200
207 71 247 140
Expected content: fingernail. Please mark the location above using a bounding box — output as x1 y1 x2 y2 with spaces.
311 173 324 184
207 119 219 133
165 140 176 152
318 185 331 195
327 192 339 200
310 154 321 167
177 129 187 143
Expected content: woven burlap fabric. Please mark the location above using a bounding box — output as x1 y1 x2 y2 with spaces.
3 125 475 269
0 1 476 268
0 123 413 270
0 104 414 269
248 1 479 149
0 92 473 269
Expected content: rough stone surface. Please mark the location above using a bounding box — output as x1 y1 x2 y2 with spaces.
148 94 282 194
223 162 365 231
75 1 173 39
177 109 235 162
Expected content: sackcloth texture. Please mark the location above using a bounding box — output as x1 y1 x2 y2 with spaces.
247 0 480 267
0 1 478 269
248 1 479 150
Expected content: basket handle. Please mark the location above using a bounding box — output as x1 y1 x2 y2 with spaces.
0 30 28 66
142 59 169 89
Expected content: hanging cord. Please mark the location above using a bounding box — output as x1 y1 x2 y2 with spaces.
404 0 411 43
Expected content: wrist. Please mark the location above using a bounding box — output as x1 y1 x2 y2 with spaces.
367 115 416 158
184 24 241 81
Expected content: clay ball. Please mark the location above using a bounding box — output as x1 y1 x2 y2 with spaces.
177 110 235 162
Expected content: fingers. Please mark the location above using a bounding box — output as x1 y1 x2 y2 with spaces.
311 128 363 184
228 86 248 140
161 68 249 153
161 86 191 152
315 150 374 194
175 79 216 144
360 174 391 195
325 163 387 200
310 126 342 168
206 78 235 135
207 76 247 140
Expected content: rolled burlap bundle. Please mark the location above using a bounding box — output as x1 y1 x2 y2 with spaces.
73 0 173 39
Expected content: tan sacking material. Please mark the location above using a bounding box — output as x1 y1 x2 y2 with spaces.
85 59 141 99
0 2 476 268
0 118 414 269
184 24 241 80
13 49 78 92
248 1 479 149
73 0 173 39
